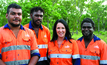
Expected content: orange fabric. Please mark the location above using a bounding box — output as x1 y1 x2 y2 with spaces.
0 26 38 62
48 39 79 65
24 23 50 58
77 38 107 65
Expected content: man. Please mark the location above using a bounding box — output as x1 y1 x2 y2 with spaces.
0 3 40 65
24 7 50 65
77 18 107 65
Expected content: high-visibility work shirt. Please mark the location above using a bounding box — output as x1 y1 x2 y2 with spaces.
48 39 80 65
24 21 50 61
0 24 40 65
77 35 107 65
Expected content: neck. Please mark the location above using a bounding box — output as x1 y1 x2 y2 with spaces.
8 23 20 30
57 37 64 41
84 34 94 41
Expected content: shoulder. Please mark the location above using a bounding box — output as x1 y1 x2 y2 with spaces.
0 26 6 34
70 39 77 44
42 25 50 32
24 27 34 35
97 39 106 45
24 23 29 28
48 41 54 47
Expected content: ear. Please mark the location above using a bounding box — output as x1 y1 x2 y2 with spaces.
93 27 95 31
30 14 32 18
6 13 8 19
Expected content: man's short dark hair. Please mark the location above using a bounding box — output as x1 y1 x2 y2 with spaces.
30 7 44 14
7 3 22 14
81 18 95 28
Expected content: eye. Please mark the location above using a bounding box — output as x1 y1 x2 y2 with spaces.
57 27 60 29
18 13 22 16
35 15 43 17
62 27 65 29
40 15 43 17
35 15 39 17
11 12 15 15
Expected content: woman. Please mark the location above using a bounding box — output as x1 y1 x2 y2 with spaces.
48 19 80 65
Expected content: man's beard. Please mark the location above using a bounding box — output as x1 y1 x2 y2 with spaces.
32 18 42 26
10 23 20 27
83 33 93 39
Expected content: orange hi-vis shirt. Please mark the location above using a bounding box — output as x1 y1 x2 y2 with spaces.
0 24 40 65
24 21 50 62
77 35 107 65
48 39 80 65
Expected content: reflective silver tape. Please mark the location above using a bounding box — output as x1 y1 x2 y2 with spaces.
5 59 29 65
2 45 30 53
38 57 47 61
100 60 107 64
38 44 48 49
49 54 72 58
80 55 100 60
72 54 80 59
31 49 39 54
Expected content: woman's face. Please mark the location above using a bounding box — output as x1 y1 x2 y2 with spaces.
56 22 66 38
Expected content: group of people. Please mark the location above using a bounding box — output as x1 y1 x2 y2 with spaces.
0 3 107 65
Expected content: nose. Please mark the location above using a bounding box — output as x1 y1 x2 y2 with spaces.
14 14 19 17
37 16 41 19
59 29 63 32
85 27 88 30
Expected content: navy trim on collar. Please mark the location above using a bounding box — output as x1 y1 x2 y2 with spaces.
4 24 11 29
93 35 101 42
3 24 25 30
78 35 101 42
29 21 34 30
29 21 43 30
78 36 83 42
64 37 68 41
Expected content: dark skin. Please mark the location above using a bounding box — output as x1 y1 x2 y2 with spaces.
31 10 43 38
81 22 95 48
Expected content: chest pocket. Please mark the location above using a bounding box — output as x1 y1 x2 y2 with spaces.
2 36 12 47
22 33 31 46
90 46 100 55
41 32 48 43
61 45 72 54
48 46 57 53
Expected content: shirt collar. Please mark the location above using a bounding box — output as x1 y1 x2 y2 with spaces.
3 24 25 30
29 21 43 30
78 35 101 42
55 37 68 41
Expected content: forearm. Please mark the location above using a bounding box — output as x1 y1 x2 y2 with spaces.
28 56 39 65
0 59 6 65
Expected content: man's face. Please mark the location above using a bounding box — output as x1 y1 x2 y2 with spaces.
82 22 94 38
6 8 22 27
31 10 43 26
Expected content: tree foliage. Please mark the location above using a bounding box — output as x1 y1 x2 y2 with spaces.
0 0 107 33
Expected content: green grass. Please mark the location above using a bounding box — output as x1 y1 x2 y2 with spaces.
72 31 107 43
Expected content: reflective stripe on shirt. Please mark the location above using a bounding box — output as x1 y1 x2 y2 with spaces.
72 54 80 59
49 54 71 58
80 55 100 60
5 59 29 65
2 45 30 53
38 44 48 49
38 57 47 61
100 60 107 64
31 49 39 54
